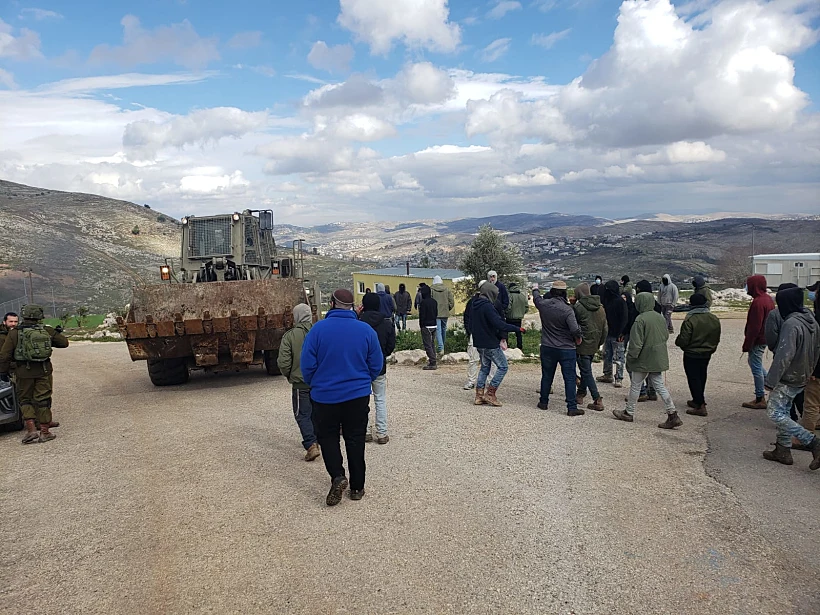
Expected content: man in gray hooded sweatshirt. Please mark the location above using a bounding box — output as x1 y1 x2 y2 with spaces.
658 274 679 333
761 287 820 469
278 304 320 462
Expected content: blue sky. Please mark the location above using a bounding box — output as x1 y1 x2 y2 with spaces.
1 0 818 224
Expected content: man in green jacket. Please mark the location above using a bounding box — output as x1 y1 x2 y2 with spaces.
431 275 455 354
277 304 320 462
675 293 721 416
692 275 713 308
505 282 529 349
573 283 608 411
613 293 682 429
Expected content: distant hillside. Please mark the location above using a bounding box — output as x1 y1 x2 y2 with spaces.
441 212 607 234
0 180 180 312
0 180 368 313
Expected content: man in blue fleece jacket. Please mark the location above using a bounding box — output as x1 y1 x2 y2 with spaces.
301 288 384 506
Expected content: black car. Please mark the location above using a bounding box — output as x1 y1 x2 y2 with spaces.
0 381 23 431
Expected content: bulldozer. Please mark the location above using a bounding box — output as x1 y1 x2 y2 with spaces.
117 210 321 386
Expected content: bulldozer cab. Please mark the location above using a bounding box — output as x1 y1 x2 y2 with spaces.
175 210 301 283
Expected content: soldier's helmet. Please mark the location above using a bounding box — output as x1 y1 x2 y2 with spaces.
21 304 44 320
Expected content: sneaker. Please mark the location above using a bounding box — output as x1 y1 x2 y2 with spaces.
350 489 365 501
463 382 475 390
613 380 624 389
612 409 634 422
365 433 373 443
597 375 614 383
376 435 390 445
326 476 348 506
304 443 321 461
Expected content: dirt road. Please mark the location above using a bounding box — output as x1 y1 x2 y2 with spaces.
1 320 818 614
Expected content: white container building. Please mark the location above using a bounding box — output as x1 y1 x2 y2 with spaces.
752 253 820 288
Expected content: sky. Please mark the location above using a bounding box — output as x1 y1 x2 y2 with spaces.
0 0 818 225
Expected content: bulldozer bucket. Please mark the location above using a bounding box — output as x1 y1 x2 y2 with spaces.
117 278 312 368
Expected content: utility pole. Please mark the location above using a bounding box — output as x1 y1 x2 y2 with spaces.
751 225 756 274
27 270 34 304
51 287 57 318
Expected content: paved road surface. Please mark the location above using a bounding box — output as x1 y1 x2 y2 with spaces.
1 320 818 614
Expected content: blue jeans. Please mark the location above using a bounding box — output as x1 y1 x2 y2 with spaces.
367 374 388 436
748 345 768 399
292 388 316 450
435 318 448 352
540 346 577 411
603 336 624 381
477 347 508 389
767 384 815 447
576 354 600 400
395 314 407 330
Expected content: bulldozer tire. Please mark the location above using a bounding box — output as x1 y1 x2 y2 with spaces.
264 350 281 376
147 359 190 386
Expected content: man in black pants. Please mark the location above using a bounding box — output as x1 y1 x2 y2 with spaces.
675 293 721 416
418 285 439 370
300 289 384 506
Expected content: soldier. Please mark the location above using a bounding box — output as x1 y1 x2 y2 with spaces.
0 304 69 444
0 312 18 349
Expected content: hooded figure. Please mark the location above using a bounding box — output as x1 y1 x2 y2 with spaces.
591 277 603 296
765 283 798 353
506 282 529 320
743 275 775 352
393 283 412 316
674 293 721 414
360 293 396 377
620 275 633 296
692 275 713 308
626 293 670 374
636 280 662 314
602 281 628 339
659 274 679 306
278 304 320 460
430 275 455 319
375 282 395 320
573 283 608 410
761 286 820 468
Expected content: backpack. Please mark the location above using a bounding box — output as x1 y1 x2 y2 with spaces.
14 325 53 362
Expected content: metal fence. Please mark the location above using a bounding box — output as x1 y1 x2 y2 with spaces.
0 296 28 317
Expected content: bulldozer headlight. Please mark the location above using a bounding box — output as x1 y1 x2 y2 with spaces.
160 265 171 281
232 213 240 222
181 217 188 225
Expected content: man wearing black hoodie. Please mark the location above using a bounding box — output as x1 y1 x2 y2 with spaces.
761 286 820 470
418 285 438 370
359 293 396 444
598 280 628 387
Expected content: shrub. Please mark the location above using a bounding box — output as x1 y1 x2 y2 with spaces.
131 225 140 235
157 215 167 223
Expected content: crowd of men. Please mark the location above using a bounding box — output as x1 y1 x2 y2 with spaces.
1 271 817 507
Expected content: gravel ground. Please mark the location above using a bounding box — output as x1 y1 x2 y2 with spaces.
1 319 818 614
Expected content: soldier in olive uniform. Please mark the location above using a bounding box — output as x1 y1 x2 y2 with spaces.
0 304 69 444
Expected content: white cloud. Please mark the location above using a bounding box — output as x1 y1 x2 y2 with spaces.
307 41 355 73
39 72 214 94
487 1 522 19
19 8 63 20
0 18 42 59
0 68 16 89
180 170 249 194
503 167 556 187
391 171 422 190
531 28 572 49
466 0 816 148
325 114 397 141
637 141 727 164
89 15 220 69
532 0 557 12
338 0 461 54
480 38 511 62
561 165 645 182
394 62 455 105
123 107 271 160
226 31 263 49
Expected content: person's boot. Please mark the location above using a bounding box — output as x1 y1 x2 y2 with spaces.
686 404 708 417
597 375 614 383
567 407 585 417
304 443 321 461
423 363 437 371
326 476 348 506
648 392 658 401
658 412 683 429
742 397 767 409
587 397 605 412
612 409 634 422
809 437 820 471
762 444 793 465
484 386 502 407
474 388 487 406
365 433 373 443
21 419 39 445
637 395 649 402
38 423 56 443
576 393 586 407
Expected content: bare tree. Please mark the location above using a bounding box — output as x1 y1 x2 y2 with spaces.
717 246 752 287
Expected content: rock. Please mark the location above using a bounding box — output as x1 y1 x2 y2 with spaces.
441 352 469 364
106 332 122 340
504 348 525 361
392 349 428 365
91 331 106 339
99 312 119 329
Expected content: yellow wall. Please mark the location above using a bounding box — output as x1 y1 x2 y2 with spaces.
352 273 467 315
